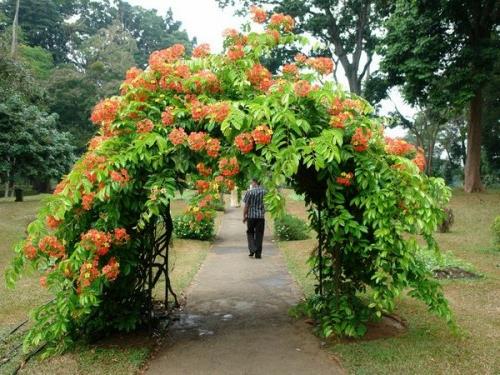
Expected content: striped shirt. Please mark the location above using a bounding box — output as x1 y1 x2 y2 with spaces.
243 186 266 219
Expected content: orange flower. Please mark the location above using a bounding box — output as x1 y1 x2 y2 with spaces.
329 112 352 129
148 44 185 73
196 163 213 177
191 101 210 122
227 45 245 61
269 13 295 31
224 178 235 191
82 192 96 211
294 80 312 97
168 127 187 145
251 125 273 145
294 53 307 64
113 228 130 245
23 242 37 260
46 215 62 229
219 157 240 177
195 212 204 222
191 70 220 94
161 107 175 126
90 98 121 125
196 180 210 193
206 138 221 158
247 64 273 92
282 63 299 75
250 5 267 23
136 119 154 133
208 102 231 123
234 132 254 153
188 132 208 151
266 29 280 43
102 257 120 281
412 150 426 172
351 128 372 152
192 43 211 58
110 168 130 185
306 57 334 75
336 172 354 186
39 276 47 288
385 137 416 156
78 258 100 288
88 136 108 151
81 229 112 256
39 235 65 258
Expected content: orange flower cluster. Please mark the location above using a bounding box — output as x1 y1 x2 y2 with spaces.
196 163 213 177
269 13 295 31
191 101 210 122
46 215 62 230
82 153 107 171
336 172 354 186
136 119 154 133
266 29 280 43
110 168 130 185
219 157 240 177
198 194 213 208
192 43 211 58
53 179 68 195
294 80 312 97
39 235 65 258
351 128 372 152
329 112 352 129
251 125 273 144
282 63 299 76
192 70 221 94
306 57 334 75
225 178 235 191
188 131 208 151
161 107 175 126
234 132 254 153
294 53 307 64
250 5 267 23
227 45 245 61
79 259 100 288
223 28 248 46
90 98 121 125
81 229 112 256
385 138 416 156
208 102 231 123
196 180 210 193
148 44 185 73
412 150 426 172
102 257 120 281
247 64 273 91
113 228 130 245
169 127 187 145
206 138 221 158
23 242 37 260
82 192 95 210
88 135 109 151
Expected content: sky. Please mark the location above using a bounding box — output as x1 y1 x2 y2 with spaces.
126 0 413 136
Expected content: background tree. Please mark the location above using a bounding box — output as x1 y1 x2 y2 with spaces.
218 0 387 95
379 0 499 192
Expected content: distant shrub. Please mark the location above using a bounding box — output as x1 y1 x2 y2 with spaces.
274 214 310 241
173 214 215 241
492 216 500 251
210 197 226 212
438 208 454 233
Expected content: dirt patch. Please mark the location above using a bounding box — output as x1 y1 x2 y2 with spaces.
433 267 481 279
333 314 407 344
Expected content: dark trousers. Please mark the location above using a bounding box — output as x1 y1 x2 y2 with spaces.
247 218 265 256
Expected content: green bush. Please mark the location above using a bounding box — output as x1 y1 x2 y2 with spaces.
173 214 215 241
274 213 310 240
210 197 226 212
493 216 500 251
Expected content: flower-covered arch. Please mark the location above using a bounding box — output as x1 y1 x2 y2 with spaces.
6 6 453 356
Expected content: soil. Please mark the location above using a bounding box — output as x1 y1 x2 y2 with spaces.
144 207 344 375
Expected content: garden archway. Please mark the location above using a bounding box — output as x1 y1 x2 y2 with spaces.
7 7 453 357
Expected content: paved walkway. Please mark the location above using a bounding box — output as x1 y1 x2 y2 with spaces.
146 207 343 375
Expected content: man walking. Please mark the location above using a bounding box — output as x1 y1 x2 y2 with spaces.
242 179 266 259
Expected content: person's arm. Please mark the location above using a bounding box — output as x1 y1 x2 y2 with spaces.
242 191 249 222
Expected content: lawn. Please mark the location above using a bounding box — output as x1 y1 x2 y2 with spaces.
0 193 218 374
278 189 500 374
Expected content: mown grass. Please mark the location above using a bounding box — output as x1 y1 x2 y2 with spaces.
278 189 500 374
0 193 217 374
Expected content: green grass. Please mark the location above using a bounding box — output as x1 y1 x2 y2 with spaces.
0 194 215 374
279 189 500 374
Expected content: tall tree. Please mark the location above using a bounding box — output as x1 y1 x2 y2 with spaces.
218 0 387 95
380 0 499 192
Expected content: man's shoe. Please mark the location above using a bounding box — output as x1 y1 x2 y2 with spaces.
249 252 254 257
255 254 262 259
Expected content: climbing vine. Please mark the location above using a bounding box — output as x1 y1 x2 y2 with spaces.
6 5 453 356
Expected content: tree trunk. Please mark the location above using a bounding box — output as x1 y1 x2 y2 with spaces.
3 179 8 198
346 68 361 95
10 0 20 57
464 89 484 192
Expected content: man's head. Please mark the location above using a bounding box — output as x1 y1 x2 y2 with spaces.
251 178 260 187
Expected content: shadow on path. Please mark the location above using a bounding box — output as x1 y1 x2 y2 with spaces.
146 207 344 375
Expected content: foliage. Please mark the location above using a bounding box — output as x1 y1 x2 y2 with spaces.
5 6 452 356
379 0 499 192
173 214 215 241
492 216 500 251
274 213 309 240
437 208 454 233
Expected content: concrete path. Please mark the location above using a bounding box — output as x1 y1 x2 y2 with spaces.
146 207 344 375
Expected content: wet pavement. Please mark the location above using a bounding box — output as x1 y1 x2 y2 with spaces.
146 207 344 375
